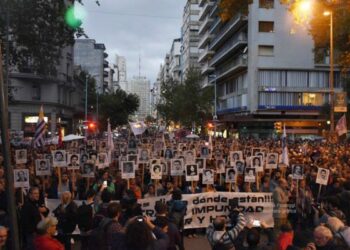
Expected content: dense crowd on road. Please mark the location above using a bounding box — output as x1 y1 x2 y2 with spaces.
0 133 349 250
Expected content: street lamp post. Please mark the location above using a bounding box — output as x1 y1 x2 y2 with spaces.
324 10 334 132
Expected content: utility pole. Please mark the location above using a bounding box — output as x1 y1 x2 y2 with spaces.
0 43 20 250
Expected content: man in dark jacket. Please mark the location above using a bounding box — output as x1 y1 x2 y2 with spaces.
21 187 49 250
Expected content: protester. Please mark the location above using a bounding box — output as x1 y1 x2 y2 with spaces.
34 217 64 250
0 226 8 250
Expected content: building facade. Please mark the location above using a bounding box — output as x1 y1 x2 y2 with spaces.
74 39 109 94
181 0 201 78
113 54 128 92
9 46 85 136
169 38 182 82
198 0 343 136
129 76 151 119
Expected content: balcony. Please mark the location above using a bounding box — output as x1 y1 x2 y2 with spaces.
103 71 108 78
209 3 218 18
198 45 215 63
103 60 109 68
198 31 213 49
215 56 247 81
210 34 247 66
209 17 221 34
201 62 215 75
210 14 247 50
199 2 215 21
199 15 214 35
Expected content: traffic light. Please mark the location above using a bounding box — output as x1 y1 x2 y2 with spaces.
274 122 282 133
88 122 96 131
207 122 214 129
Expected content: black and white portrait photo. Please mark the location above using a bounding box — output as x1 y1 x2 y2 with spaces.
234 160 245 174
185 150 195 164
87 140 96 150
186 164 199 182
196 158 206 173
244 167 256 182
292 165 304 180
230 151 242 164
225 168 236 183
202 169 214 185
138 149 149 163
151 164 162 180
15 149 27 165
68 154 80 170
251 156 263 172
81 163 95 178
316 168 330 186
122 161 135 179
52 150 67 167
171 159 184 176
200 146 210 159
35 159 51 176
266 153 278 169
97 153 108 169
164 148 173 159
216 159 226 174
14 169 30 188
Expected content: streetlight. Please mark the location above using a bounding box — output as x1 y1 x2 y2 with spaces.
208 74 217 138
323 10 334 132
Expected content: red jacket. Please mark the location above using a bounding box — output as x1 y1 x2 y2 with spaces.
276 232 293 250
34 235 65 250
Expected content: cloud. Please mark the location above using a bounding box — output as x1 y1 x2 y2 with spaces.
81 0 186 84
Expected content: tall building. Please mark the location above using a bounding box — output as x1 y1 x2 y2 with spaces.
181 0 201 78
114 55 128 92
74 39 109 93
129 76 151 119
198 0 343 136
169 38 182 82
159 54 170 84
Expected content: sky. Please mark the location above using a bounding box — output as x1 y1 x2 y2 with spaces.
81 0 187 84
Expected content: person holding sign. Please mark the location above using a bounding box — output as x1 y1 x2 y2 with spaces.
292 165 303 180
244 168 256 183
171 159 183 176
316 168 330 186
185 165 199 182
122 161 135 179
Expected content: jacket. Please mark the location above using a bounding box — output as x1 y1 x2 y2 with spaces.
34 235 64 250
20 199 43 234
276 232 293 250
53 201 78 234
206 212 246 247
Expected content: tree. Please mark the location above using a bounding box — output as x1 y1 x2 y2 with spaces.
156 68 214 130
98 89 139 129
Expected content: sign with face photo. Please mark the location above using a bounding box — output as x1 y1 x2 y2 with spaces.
15 149 27 164
80 153 89 165
14 169 30 188
164 148 173 159
225 168 236 183
97 153 108 169
161 161 168 175
200 146 210 159
67 154 80 170
128 139 137 149
81 163 95 178
154 140 164 152
251 148 260 156
316 168 330 186
230 151 242 164
202 169 214 185
216 159 226 174
266 153 278 169
171 159 184 176
87 140 96 150
138 148 150 163
195 158 206 173
99 141 107 152
52 150 67 167
151 163 162 180
244 167 256 182
121 161 135 179
214 148 222 159
35 159 51 176
251 156 263 172
184 150 195 164
234 160 245 174
186 164 199 182
292 165 304 180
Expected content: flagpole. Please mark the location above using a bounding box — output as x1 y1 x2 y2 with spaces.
0 43 20 249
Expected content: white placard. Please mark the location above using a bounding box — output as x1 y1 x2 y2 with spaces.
225 168 236 183
185 164 199 182
15 149 27 164
316 168 330 186
202 169 214 185
121 161 135 179
266 153 278 169
171 159 184 176
151 163 162 180
244 167 256 182
14 169 30 188
251 156 263 172
35 159 51 176
67 154 80 170
292 165 304 180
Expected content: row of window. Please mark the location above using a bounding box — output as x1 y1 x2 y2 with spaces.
258 92 327 106
258 70 344 88
219 94 248 110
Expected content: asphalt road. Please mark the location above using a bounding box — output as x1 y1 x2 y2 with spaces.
184 235 211 250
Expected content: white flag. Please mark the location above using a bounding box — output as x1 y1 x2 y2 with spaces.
129 121 147 136
107 119 114 151
281 123 289 166
336 114 347 136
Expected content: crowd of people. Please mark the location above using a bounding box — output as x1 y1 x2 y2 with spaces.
0 133 349 250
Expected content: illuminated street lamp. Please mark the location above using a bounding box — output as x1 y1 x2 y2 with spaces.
323 10 334 132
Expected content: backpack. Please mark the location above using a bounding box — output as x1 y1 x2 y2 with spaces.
77 202 93 232
212 231 235 250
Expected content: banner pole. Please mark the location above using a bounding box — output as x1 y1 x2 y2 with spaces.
317 184 322 203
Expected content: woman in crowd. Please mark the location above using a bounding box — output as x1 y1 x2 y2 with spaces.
34 217 64 250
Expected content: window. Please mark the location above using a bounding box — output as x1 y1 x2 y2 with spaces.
259 0 274 9
259 21 274 32
302 93 323 106
32 84 41 100
258 45 274 56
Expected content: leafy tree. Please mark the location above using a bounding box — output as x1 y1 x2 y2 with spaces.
156 68 213 129
98 89 139 128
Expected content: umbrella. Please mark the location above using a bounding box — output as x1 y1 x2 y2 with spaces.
186 134 200 139
63 134 85 142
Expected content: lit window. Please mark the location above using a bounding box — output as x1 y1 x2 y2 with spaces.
259 0 274 9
